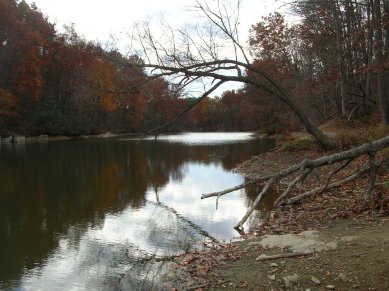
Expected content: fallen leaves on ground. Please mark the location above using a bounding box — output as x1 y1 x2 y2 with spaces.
169 147 389 290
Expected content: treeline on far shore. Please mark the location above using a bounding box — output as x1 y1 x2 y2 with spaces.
1 0 388 138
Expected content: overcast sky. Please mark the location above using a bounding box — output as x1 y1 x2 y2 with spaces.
24 0 284 95
25 0 281 44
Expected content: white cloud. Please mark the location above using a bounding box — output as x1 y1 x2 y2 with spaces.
24 0 280 95
26 0 277 43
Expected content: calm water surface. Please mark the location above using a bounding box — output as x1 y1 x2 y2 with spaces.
0 132 275 290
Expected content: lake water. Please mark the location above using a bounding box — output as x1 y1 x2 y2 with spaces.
0 132 275 290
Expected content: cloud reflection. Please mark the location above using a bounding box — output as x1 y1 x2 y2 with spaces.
1 133 274 290
149 162 250 239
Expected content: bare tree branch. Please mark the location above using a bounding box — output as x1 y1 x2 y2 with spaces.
319 159 351 192
119 0 336 149
365 152 377 198
284 165 370 205
138 79 225 141
274 168 312 206
201 136 389 228
235 177 276 229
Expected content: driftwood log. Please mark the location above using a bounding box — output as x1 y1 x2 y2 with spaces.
201 136 389 230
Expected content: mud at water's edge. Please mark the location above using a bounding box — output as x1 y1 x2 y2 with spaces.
164 218 389 290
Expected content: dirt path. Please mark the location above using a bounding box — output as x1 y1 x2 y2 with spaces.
203 218 389 290
163 217 389 291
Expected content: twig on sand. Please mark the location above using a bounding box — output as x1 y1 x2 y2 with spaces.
256 251 315 261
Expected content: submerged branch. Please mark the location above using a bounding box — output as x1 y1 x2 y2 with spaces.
235 177 276 230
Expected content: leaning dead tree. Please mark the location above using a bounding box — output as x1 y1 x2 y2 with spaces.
124 0 335 150
201 136 389 230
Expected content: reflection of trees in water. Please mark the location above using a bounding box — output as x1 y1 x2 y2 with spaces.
101 254 177 291
115 200 217 290
241 179 281 231
0 137 274 287
184 138 275 170
103 199 216 290
147 200 217 245
244 179 279 221
0 141 148 284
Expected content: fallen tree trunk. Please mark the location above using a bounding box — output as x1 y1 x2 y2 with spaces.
284 166 370 205
234 177 276 230
201 136 389 230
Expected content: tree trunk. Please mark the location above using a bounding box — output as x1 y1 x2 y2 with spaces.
332 0 348 117
374 0 389 125
247 68 336 150
271 87 336 150
366 0 374 112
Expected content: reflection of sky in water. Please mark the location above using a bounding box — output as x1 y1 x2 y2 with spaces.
9 133 268 290
147 162 249 240
125 132 255 145
19 163 250 290
19 204 203 290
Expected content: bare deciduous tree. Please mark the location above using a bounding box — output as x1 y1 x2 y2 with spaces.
124 0 336 150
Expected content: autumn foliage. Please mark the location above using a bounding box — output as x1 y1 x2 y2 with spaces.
0 0 186 136
1 0 388 136
247 1 389 127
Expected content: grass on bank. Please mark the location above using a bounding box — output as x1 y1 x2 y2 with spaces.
277 115 389 152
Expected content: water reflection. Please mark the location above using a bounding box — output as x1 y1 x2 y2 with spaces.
0 133 274 290
133 132 256 145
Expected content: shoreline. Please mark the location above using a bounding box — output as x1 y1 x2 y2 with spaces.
0 132 139 144
164 138 389 290
1 130 272 144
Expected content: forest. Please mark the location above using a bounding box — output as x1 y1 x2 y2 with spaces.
0 0 388 137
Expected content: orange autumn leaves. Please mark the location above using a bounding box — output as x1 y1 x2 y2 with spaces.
0 0 184 135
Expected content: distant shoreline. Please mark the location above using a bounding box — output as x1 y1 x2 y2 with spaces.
1 131 275 144
0 132 135 144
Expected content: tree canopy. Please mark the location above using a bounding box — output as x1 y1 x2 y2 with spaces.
0 0 388 139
